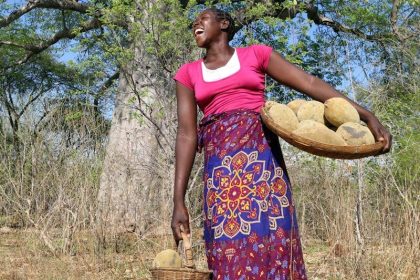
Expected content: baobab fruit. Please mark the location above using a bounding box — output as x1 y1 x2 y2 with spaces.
287 99 307 115
324 97 360 127
293 120 347 146
153 249 182 268
336 122 375 145
269 102 299 131
297 100 325 124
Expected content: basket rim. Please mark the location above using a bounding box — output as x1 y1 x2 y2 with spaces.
261 103 385 159
150 267 212 273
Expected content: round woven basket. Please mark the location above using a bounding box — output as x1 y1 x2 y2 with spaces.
260 103 384 159
150 230 212 280
150 267 211 280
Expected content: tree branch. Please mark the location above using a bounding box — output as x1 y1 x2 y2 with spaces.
93 71 120 117
97 71 120 96
0 0 91 28
0 18 102 65
303 3 393 41
231 1 395 42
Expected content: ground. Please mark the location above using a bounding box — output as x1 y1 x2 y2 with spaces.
0 227 416 279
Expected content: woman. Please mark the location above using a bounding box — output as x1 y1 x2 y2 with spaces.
171 8 391 279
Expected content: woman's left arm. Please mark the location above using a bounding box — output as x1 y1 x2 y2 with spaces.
266 50 392 153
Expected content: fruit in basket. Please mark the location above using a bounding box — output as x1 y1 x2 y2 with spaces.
293 120 347 146
268 102 299 131
287 99 307 115
297 101 325 124
153 249 182 268
336 122 375 145
324 97 360 127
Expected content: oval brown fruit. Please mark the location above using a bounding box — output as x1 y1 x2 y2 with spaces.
324 97 360 127
269 102 299 131
297 100 325 124
287 99 307 115
293 120 347 146
336 122 375 145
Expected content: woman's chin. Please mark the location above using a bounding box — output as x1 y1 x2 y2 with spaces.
194 38 208 48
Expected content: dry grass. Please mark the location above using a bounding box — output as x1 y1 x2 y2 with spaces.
1 224 418 280
0 144 418 279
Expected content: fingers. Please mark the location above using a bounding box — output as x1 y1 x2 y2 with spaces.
180 223 191 239
172 223 191 246
171 223 182 245
367 118 392 155
374 126 392 154
171 208 190 246
381 127 392 153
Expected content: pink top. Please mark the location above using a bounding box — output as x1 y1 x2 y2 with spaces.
174 45 273 116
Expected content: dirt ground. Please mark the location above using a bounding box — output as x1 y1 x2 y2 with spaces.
0 227 414 279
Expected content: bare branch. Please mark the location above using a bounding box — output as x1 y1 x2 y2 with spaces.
0 0 91 28
18 84 52 118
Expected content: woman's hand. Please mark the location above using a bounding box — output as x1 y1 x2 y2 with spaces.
171 202 190 245
365 115 392 154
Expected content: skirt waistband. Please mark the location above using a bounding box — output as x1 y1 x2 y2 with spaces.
197 109 260 153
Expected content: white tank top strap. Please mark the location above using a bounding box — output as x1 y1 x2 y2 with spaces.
201 49 240 82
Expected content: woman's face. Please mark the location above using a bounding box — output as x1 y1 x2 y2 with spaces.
192 10 227 48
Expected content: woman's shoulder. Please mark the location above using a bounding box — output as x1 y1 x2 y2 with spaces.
236 44 272 71
179 58 202 68
237 44 273 58
237 44 272 51
176 59 201 74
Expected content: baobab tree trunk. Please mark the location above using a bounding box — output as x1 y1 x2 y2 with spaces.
95 1 188 239
96 44 165 236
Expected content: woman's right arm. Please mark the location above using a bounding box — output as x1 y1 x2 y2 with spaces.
171 82 197 244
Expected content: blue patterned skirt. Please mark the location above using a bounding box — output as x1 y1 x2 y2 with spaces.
198 109 307 280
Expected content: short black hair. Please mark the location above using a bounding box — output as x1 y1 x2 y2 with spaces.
203 8 235 41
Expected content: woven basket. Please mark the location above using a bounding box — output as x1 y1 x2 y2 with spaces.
150 267 211 280
260 103 384 159
150 229 212 280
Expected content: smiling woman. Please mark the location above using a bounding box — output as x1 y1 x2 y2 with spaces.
171 7 391 280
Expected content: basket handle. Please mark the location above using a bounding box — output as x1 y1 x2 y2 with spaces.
180 225 195 269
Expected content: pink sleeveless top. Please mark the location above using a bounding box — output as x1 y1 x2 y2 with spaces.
174 45 272 116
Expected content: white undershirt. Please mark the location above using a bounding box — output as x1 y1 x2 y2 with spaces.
201 49 240 82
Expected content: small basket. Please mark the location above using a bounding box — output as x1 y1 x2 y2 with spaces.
150 267 211 280
260 103 385 159
150 229 212 280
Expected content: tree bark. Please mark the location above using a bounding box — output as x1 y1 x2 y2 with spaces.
96 32 178 237
97 49 158 235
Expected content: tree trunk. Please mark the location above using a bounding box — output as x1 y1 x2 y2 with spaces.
96 44 163 236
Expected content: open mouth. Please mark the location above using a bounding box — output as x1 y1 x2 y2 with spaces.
194 28 204 36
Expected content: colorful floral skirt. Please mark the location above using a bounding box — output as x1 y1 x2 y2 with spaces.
198 109 307 280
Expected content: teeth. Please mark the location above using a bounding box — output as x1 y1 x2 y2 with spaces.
195 28 204 35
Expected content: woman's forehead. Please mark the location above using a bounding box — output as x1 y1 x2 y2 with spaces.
196 10 215 19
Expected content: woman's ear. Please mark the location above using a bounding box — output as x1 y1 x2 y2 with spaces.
220 19 230 31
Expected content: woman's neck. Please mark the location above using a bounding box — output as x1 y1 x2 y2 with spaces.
204 43 234 64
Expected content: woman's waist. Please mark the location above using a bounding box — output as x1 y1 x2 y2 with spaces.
199 108 261 128
197 108 263 153
200 95 265 118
